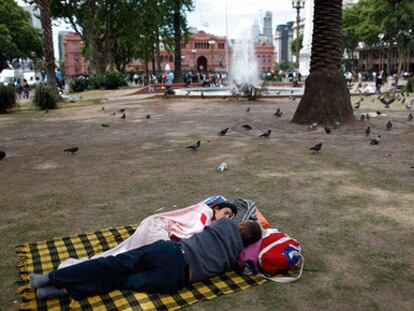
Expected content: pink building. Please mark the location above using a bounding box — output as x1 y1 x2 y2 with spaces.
63 33 87 76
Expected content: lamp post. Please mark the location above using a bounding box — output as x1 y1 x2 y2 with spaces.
292 0 305 69
208 40 216 72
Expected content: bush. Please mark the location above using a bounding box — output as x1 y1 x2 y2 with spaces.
102 71 127 89
33 85 58 110
70 77 89 92
0 84 17 113
405 77 414 93
88 74 105 90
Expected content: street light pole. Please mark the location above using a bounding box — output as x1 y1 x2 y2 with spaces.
292 0 305 69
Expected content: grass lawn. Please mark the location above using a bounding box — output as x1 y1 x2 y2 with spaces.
0 93 413 310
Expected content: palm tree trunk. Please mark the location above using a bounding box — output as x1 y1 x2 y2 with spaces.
173 0 183 83
292 0 354 125
37 0 57 91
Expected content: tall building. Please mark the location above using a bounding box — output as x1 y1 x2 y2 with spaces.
58 31 71 60
263 12 273 45
251 21 261 41
275 22 294 63
21 5 42 30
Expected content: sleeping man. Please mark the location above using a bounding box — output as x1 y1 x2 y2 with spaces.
29 218 262 300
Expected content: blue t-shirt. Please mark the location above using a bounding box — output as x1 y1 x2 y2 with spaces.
180 218 243 282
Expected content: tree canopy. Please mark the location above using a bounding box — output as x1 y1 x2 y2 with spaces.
0 0 43 66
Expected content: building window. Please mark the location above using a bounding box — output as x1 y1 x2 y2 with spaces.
195 42 208 49
268 56 272 64
257 56 261 63
218 43 225 49
181 42 186 48
262 56 266 64
169 55 174 62
71 42 78 50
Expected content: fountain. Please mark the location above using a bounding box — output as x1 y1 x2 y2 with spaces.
174 21 304 98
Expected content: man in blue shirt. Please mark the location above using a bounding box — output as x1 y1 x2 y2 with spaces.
30 218 262 300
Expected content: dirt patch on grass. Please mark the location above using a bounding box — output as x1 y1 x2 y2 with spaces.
0 94 413 310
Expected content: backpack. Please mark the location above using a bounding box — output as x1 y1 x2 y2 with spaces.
258 229 304 283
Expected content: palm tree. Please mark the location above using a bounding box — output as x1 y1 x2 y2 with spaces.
292 0 354 125
36 0 57 91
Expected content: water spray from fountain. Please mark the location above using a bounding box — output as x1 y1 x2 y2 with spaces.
229 20 260 98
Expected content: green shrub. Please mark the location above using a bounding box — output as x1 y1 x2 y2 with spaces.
33 85 58 110
70 77 89 92
88 74 105 90
0 84 17 113
102 71 127 89
405 77 414 93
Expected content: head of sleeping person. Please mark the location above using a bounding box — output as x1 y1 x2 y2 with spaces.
211 202 238 220
238 220 262 247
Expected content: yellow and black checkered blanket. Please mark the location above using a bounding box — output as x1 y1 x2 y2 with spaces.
16 225 268 310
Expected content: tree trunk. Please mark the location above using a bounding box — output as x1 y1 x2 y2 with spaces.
173 0 183 83
292 0 354 125
394 47 404 93
37 0 57 91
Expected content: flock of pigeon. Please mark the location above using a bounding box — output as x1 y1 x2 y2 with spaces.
0 92 413 173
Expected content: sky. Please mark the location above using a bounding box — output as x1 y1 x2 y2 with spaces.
16 0 303 59
187 0 301 38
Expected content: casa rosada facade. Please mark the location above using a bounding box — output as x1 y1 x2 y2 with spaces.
131 30 275 74
63 30 275 75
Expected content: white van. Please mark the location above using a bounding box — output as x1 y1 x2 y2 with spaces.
23 71 43 87
0 69 24 86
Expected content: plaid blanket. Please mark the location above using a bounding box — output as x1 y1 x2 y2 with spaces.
16 225 268 311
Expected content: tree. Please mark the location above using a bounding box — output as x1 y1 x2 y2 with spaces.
341 7 361 72
0 0 42 73
36 0 58 91
290 34 303 60
168 0 193 83
292 0 354 125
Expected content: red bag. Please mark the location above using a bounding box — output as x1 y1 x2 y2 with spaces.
258 229 304 282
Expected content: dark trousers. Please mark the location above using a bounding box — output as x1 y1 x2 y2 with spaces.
49 240 188 300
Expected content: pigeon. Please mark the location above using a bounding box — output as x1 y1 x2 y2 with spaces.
276 90 281 95
64 147 78 154
401 98 406 105
386 120 392 131
110 112 116 116
120 113 126 120
360 114 366 121
242 124 252 130
274 108 282 117
119 108 126 113
101 106 105 111
309 143 322 153
0 150 6 160
146 114 151 119
324 127 331 134
101 123 110 127
376 110 382 115
44 108 49 113
406 102 412 110
259 129 271 138
218 128 229 136
333 121 341 129
246 107 251 113
365 126 371 136
370 135 381 145
380 97 396 108
186 140 201 151
408 113 413 121
354 98 363 109
366 113 371 120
